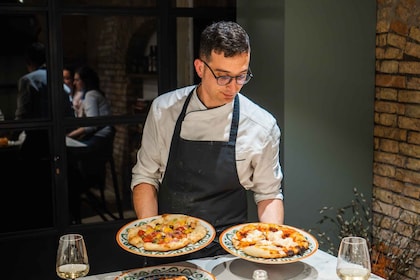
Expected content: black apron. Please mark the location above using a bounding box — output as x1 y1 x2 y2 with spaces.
151 89 247 264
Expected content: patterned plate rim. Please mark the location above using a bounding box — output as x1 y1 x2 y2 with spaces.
116 214 216 257
116 265 216 280
219 223 319 264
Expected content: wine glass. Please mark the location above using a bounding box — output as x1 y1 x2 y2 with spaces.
56 233 90 280
336 236 371 280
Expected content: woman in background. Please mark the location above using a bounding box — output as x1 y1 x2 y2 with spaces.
66 65 114 223
67 65 114 148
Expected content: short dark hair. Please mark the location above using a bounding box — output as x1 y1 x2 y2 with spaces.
24 42 46 67
199 21 250 60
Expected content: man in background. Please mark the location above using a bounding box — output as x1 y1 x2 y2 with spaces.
15 42 49 158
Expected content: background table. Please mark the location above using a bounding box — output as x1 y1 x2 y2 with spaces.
80 249 385 280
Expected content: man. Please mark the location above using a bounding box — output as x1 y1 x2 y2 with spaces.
131 21 284 259
15 42 49 157
15 42 73 156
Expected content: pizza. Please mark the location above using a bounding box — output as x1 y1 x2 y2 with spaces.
0 137 8 147
159 277 187 280
232 223 310 259
127 214 207 251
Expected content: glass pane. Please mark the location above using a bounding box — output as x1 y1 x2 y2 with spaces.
172 0 236 8
62 15 158 118
176 17 195 87
66 123 137 224
0 13 48 121
0 127 54 232
61 0 156 8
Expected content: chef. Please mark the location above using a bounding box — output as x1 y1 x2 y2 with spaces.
131 21 284 262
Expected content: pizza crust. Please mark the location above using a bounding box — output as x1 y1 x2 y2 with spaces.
127 214 208 252
232 223 310 259
158 276 188 280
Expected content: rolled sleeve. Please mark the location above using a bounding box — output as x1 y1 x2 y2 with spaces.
241 118 283 204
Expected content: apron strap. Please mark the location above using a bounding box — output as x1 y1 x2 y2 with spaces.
228 94 239 146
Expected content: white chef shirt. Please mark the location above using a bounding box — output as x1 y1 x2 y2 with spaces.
131 85 283 204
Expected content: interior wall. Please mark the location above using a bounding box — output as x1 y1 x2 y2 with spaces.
238 0 376 248
237 0 285 222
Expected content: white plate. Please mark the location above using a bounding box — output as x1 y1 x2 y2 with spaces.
219 223 318 264
116 265 216 280
116 215 216 257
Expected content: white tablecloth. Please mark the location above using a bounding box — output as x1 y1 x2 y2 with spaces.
80 249 385 280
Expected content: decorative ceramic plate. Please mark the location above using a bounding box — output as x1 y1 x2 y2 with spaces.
116 215 216 257
219 223 318 264
116 265 216 280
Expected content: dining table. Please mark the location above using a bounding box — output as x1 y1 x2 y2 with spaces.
79 249 386 280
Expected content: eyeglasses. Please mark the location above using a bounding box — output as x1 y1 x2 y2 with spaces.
201 59 253 86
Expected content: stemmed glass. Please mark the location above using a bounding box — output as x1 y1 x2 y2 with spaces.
336 236 371 280
56 233 90 280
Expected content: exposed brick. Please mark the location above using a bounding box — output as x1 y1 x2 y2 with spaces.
377 112 398 126
409 26 420 42
400 0 417 10
398 90 420 103
376 87 398 100
375 100 404 114
374 150 406 167
378 5 394 22
374 187 397 204
405 42 420 59
374 162 397 177
376 33 388 46
379 138 400 152
407 77 420 90
405 104 420 118
396 4 410 22
380 60 400 73
376 74 406 88
398 116 420 132
400 142 420 158
384 46 404 59
377 20 390 33
374 137 381 149
392 221 416 238
377 0 394 6
406 157 420 171
374 125 407 141
394 192 420 213
408 131 420 144
396 168 420 185
376 47 386 59
390 19 409 35
372 200 402 218
373 174 405 192
387 33 407 49
400 208 420 224
399 61 420 74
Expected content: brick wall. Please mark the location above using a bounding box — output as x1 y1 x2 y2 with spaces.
373 0 420 279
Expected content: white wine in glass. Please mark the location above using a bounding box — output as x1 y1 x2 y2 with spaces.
336 236 371 280
56 233 90 280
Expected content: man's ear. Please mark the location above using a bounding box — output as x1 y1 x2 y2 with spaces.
193 59 203 79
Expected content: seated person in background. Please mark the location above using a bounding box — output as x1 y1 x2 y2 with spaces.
66 65 114 223
63 65 83 117
67 65 114 147
63 65 74 102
